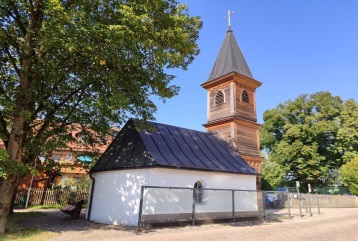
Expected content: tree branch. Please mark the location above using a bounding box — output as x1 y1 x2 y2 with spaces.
4 47 21 77
33 85 83 120
5 1 27 35
61 91 86 125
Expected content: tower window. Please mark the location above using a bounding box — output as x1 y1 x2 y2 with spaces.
242 90 249 103
215 90 225 105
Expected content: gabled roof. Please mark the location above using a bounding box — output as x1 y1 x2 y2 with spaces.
205 30 253 83
91 119 257 175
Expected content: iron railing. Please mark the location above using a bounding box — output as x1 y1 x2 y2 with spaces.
137 186 357 229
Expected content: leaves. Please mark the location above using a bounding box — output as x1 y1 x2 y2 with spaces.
336 99 358 163
339 157 358 195
261 156 286 190
260 92 357 190
0 0 202 161
0 149 37 179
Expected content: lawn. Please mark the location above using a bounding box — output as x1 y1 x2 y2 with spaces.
0 211 58 241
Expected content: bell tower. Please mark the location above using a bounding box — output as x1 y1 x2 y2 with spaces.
201 20 263 187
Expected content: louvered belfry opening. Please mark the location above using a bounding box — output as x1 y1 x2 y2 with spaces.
215 90 224 105
242 90 249 103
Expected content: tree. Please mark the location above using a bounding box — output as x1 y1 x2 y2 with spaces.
339 157 358 195
260 92 346 191
261 156 286 190
0 0 202 233
336 99 358 163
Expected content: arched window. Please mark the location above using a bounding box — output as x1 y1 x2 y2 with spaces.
242 90 249 103
215 90 225 105
193 181 206 204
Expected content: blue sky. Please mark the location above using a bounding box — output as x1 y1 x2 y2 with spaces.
150 0 358 131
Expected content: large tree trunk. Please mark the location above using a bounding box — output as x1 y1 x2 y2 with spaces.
0 116 26 233
9 188 18 215
0 175 20 233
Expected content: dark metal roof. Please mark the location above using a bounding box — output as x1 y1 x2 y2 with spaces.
205 30 253 82
91 119 257 175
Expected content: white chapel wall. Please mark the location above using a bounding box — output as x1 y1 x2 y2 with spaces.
147 168 256 189
89 168 258 226
142 168 258 215
89 169 150 226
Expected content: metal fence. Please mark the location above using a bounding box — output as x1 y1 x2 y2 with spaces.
15 188 89 208
138 186 358 228
138 186 268 228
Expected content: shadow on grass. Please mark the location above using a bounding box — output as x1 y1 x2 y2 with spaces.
1 212 58 241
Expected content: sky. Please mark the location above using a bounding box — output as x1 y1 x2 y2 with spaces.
150 0 358 132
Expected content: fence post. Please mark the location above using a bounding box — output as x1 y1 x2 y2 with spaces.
287 192 291 219
298 192 303 218
262 191 266 220
316 193 320 215
232 190 235 223
304 194 308 212
137 186 145 230
307 193 312 217
192 188 196 226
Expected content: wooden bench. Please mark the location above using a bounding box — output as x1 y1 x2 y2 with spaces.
60 200 84 219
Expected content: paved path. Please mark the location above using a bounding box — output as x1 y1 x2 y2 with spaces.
19 208 358 241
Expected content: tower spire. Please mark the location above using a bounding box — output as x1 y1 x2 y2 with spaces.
224 10 235 31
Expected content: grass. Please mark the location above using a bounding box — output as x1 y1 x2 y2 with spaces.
29 204 62 209
0 212 58 241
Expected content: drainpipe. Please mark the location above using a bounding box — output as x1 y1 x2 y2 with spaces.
86 172 95 220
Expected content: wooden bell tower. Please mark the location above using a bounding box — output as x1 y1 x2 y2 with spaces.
201 23 263 188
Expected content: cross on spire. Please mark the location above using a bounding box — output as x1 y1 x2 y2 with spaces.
224 10 235 30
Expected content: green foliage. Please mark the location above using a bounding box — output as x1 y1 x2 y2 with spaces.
261 157 286 190
0 0 201 164
260 92 358 191
339 157 358 195
0 149 37 179
336 99 358 163
63 176 90 190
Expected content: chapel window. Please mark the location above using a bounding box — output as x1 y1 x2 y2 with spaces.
242 90 249 103
215 90 225 105
193 181 206 204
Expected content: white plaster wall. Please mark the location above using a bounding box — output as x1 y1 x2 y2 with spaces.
89 169 149 226
147 168 256 190
143 168 257 215
89 168 257 225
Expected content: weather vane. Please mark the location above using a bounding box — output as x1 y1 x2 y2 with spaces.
224 10 235 30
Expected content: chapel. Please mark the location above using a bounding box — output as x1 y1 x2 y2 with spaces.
87 14 264 226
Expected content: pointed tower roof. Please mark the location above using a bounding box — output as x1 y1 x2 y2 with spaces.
205 30 253 83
